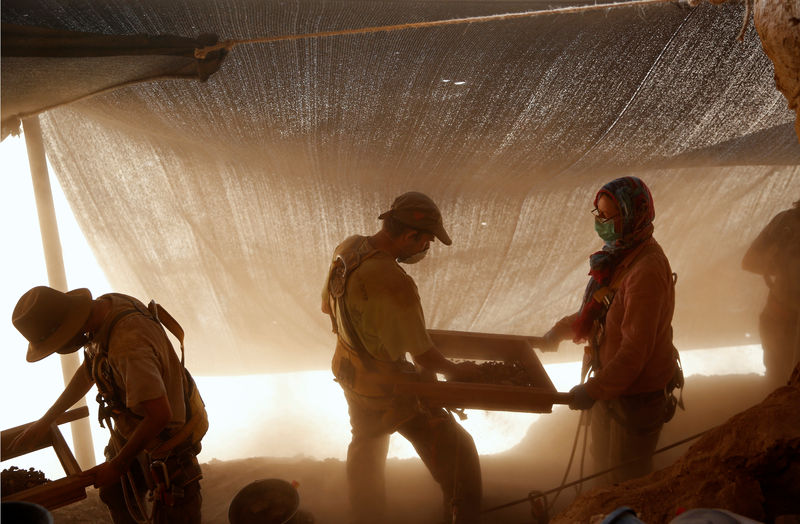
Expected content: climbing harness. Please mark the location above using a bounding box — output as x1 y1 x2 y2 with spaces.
86 293 207 523
486 261 687 520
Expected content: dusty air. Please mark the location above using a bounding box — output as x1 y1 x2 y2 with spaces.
1 1 799 524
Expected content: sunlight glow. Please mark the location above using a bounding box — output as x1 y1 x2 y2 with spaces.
0 134 767 481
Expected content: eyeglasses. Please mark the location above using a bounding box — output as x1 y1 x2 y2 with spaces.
591 208 619 223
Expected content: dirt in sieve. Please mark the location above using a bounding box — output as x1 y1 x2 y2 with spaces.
454 360 535 386
1 466 51 496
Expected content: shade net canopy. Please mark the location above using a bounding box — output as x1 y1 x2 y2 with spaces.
1 22 227 139
2 0 799 375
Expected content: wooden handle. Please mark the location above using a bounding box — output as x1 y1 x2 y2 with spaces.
1 406 90 462
1 472 94 510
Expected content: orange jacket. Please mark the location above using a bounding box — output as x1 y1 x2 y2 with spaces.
584 238 677 400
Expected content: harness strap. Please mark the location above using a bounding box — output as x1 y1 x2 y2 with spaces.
91 295 204 455
148 300 185 366
590 241 652 318
326 236 424 394
147 299 200 407
332 339 423 395
148 412 204 457
326 237 383 370
587 242 656 361
93 307 148 425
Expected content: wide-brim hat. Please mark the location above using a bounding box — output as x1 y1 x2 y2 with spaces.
378 191 452 246
12 286 93 362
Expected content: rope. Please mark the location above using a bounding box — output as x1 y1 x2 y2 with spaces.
450 410 463 524
481 428 710 515
547 403 589 512
736 0 752 42
194 0 680 59
577 408 590 493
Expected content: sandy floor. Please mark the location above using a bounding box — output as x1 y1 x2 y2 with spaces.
48 373 775 524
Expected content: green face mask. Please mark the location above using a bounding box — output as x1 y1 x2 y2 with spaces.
594 220 619 242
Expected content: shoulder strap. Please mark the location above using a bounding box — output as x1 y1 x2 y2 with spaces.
328 237 381 299
147 300 186 366
145 300 207 454
146 300 199 414
93 296 202 443
327 238 382 366
100 293 185 364
92 296 151 425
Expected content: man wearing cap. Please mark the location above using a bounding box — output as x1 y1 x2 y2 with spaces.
322 191 482 524
9 286 203 524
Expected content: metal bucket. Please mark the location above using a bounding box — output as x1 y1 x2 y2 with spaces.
1 501 54 524
228 478 312 524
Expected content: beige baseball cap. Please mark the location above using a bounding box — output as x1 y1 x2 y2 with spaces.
378 191 452 246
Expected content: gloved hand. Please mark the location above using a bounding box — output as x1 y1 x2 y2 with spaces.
536 315 579 352
568 384 596 410
536 329 560 352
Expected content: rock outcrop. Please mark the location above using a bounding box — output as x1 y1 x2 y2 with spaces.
754 0 800 143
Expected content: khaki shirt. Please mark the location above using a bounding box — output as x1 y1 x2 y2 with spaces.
324 235 435 362
86 295 186 446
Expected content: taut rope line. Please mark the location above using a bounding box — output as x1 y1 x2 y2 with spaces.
194 0 679 59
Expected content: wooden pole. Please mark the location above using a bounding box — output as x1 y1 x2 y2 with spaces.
22 116 96 470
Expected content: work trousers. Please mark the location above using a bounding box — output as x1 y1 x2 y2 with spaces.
760 299 799 387
99 445 202 524
590 390 668 484
343 388 482 524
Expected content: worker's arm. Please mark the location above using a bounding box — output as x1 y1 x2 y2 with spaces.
88 395 172 488
8 364 94 453
540 312 580 350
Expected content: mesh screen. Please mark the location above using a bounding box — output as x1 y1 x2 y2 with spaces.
3 0 799 374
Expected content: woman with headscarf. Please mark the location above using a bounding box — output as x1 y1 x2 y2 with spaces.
542 176 682 484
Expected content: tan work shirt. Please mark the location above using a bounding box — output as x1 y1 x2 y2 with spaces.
86 295 187 447
584 238 677 400
324 235 435 362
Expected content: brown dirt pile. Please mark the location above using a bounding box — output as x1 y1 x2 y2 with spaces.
551 370 800 523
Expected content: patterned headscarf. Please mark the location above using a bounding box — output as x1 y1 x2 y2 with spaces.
573 177 655 339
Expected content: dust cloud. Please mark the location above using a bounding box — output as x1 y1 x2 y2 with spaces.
50 372 776 523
